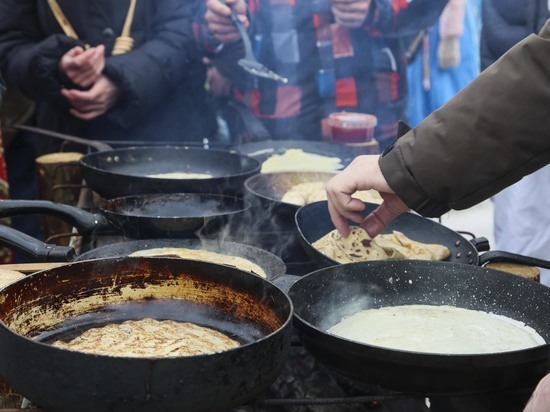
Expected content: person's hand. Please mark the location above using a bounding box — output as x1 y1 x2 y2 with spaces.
330 0 371 28
326 155 409 238
524 374 550 412
203 57 233 97
205 0 248 43
59 45 105 88
61 75 120 120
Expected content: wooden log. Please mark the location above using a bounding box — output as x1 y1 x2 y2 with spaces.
35 152 83 245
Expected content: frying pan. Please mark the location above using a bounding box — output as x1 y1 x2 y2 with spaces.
288 260 550 395
0 257 293 412
78 146 261 199
296 201 550 270
232 139 356 167
0 226 286 280
296 201 480 266
244 171 337 226
0 194 249 241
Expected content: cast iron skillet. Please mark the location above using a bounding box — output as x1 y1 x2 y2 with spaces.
244 171 337 225
0 227 286 280
296 201 480 266
288 260 550 395
0 194 249 240
78 146 261 199
232 139 356 167
295 201 550 269
0 257 293 412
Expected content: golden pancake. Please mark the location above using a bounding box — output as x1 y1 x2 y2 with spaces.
312 227 450 263
129 247 267 278
52 318 240 357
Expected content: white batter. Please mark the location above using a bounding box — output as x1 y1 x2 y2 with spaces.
146 172 212 179
327 304 545 354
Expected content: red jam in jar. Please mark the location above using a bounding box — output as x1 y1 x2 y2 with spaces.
328 112 377 143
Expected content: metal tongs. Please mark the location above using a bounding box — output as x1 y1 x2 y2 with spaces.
220 0 288 84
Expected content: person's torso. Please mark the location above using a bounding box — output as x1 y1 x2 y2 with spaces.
480 0 550 69
236 0 406 141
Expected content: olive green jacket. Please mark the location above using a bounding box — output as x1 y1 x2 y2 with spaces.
380 19 550 217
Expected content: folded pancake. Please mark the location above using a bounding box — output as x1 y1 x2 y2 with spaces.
281 181 383 207
312 227 389 263
52 318 240 357
129 247 266 278
312 227 451 263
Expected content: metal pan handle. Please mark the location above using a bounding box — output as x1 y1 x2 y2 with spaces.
0 225 75 262
0 199 112 235
479 250 550 270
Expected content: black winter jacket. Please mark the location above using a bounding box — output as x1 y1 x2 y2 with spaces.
0 0 215 152
480 0 550 70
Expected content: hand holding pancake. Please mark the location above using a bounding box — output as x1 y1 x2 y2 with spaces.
325 155 409 237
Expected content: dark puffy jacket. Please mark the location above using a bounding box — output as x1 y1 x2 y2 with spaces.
0 0 215 151
480 0 550 69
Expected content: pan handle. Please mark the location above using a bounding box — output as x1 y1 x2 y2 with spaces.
13 124 112 152
479 251 550 270
0 225 75 262
0 200 113 235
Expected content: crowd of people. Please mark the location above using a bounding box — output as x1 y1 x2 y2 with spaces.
1 0 550 410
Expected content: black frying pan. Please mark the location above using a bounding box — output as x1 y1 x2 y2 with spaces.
79 146 261 199
232 139 356 167
296 201 479 266
0 226 286 279
0 257 293 412
0 194 249 240
244 171 337 225
288 260 550 395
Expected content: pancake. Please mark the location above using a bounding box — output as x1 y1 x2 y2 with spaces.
129 247 267 278
312 227 450 263
52 318 240 357
328 305 545 354
281 181 382 206
261 149 343 173
146 172 212 179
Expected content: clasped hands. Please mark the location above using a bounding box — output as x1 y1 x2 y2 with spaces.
204 0 371 44
59 44 119 120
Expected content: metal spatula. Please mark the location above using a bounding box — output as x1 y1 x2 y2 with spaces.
220 0 288 84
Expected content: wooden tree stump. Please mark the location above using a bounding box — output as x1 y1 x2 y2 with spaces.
35 152 83 245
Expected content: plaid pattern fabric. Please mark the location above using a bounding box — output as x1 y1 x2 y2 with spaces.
195 0 447 146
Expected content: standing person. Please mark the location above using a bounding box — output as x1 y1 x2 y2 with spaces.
194 0 449 150
481 0 550 285
406 0 480 127
0 0 216 155
0 0 216 255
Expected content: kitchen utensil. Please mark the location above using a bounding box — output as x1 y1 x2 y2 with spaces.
220 0 287 84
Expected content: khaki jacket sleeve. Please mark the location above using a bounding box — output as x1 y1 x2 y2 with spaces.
380 19 550 217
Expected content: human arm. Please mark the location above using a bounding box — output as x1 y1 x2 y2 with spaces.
524 373 550 412
327 19 550 236
0 0 82 104
100 0 202 128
